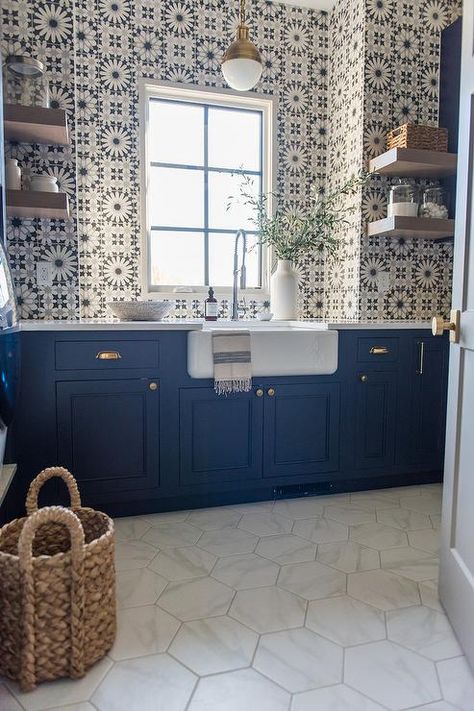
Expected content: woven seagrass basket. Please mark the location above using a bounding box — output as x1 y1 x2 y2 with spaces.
387 123 448 152
0 467 116 692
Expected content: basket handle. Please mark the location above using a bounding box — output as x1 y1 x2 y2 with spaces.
17 506 86 692
26 467 82 516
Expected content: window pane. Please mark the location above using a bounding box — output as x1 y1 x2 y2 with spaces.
150 230 204 286
209 233 261 288
149 100 204 166
208 171 260 231
208 108 261 171
149 167 204 228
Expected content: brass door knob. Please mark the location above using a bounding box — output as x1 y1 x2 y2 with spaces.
360 374 368 383
149 382 159 391
432 310 460 343
267 388 276 397
255 388 264 397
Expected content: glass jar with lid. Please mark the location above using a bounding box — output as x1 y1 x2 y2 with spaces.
3 56 50 108
387 181 419 218
419 186 449 219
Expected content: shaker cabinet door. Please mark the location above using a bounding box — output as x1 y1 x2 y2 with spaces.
263 383 341 478
354 370 398 471
179 387 264 486
57 378 160 498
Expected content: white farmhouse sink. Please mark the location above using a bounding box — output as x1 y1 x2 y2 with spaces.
187 322 338 378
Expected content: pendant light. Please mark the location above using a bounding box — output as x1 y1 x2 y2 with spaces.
222 0 262 91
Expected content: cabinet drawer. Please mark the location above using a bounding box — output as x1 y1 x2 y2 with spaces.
55 340 160 370
357 337 399 363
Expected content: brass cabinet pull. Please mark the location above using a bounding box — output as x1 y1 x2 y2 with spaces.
416 340 425 375
255 388 264 398
96 350 122 360
360 374 368 383
370 346 389 355
267 387 276 397
149 382 159 391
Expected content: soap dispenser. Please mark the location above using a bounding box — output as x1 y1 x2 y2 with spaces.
204 287 218 321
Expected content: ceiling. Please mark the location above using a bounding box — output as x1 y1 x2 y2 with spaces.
274 0 336 10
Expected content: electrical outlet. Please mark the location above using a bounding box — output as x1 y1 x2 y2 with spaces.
377 271 391 293
36 261 53 287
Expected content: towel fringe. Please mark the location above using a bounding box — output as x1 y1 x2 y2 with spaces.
214 378 252 396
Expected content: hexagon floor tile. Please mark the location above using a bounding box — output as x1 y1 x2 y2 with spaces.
255 533 317 565
381 546 439 582
348 569 420 610
188 668 290 711
324 503 376 526
306 595 385 646
8 483 474 711
316 540 380 573
293 516 349 544
157 577 234 621
278 560 346 600
169 616 258 675
211 553 279 589
254 627 342 692
345 640 441 710
111 605 180 661
116 568 167 609
229 586 306 633
187 507 242 531
197 527 258 556
238 512 293 536
437 656 474 711
387 606 462 661
92 654 196 711
148 546 217 581
142 521 201 548
350 522 408 550
6 657 113 711
292 685 387 710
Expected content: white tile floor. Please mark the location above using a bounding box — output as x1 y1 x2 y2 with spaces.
2 483 474 711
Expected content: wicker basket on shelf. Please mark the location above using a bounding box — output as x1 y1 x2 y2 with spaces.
387 123 448 152
0 467 116 692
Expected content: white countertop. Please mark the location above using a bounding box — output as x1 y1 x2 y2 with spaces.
2 318 433 332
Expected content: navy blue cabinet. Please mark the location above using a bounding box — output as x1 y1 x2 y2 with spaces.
397 336 448 469
354 370 398 470
263 383 340 478
2 327 449 520
57 378 160 496
179 387 263 485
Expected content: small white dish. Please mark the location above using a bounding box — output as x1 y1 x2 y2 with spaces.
107 300 173 321
257 311 274 321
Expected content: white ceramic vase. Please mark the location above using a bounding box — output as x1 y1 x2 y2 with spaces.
270 259 298 320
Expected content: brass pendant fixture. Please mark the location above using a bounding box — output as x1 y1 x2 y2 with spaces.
222 0 262 91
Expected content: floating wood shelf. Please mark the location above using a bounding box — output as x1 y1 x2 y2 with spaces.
368 216 455 240
4 104 70 145
6 190 70 219
369 148 457 178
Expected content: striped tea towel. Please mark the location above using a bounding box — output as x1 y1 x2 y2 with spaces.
212 330 252 395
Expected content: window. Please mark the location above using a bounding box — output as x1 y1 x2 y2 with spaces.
141 82 273 295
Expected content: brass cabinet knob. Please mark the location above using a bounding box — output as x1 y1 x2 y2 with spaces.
360 374 368 383
149 382 159 391
267 387 276 397
255 388 264 397
432 310 460 343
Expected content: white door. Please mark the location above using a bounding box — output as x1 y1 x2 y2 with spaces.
438 0 474 669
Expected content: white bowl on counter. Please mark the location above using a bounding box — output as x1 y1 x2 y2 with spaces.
107 300 173 321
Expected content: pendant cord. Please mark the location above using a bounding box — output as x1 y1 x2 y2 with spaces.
240 0 246 25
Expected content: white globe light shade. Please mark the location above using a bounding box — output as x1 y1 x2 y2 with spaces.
222 56 263 91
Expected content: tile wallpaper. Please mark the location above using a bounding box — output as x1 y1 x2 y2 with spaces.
0 0 462 321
